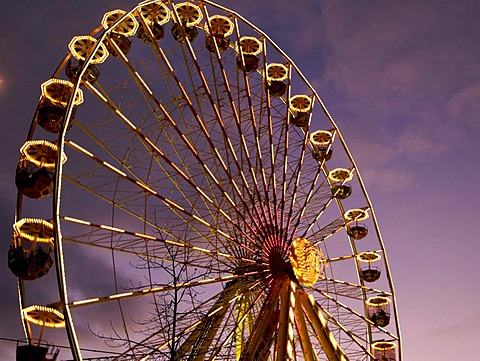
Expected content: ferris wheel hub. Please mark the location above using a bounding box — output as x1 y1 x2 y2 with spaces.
267 246 291 277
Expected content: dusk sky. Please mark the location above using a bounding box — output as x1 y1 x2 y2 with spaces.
1 1 479 360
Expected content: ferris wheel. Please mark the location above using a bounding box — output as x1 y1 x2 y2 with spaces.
10 1 402 360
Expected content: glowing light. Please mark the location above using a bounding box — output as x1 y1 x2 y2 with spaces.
13 218 54 244
139 2 170 26
266 63 289 82
357 251 381 263
237 36 263 55
289 95 313 113
344 208 369 222
102 9 139 36
290 237 324 286
328 167 354 182
71 298 100 306
173 2 203 27
40 78 83 106
372 341 396 351
22 305 65 328
310 129 334 146
366 296 391 307
20 140 67 168
68 35 109 64
206 15 234 37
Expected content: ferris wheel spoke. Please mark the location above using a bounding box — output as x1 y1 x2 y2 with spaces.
69 272 266 309
61 167 252 268
254 39 281 232
166 31 274 232
200 7 273 229
231 19 275 227
283 130 313 242
287 166 331 238
66 125 261 250
143 35 270 230
306 215 348 245
316 303 375 359
64 140 262 257
315 278 391 300
313 288 400 344
82 76 263 247
60 219 258 274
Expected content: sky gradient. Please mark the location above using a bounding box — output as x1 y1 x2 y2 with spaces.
0 0 479 359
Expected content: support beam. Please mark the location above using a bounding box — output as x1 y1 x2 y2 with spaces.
239 278 283 360
297 287 348 361
293 287 318 361
174 281 238 360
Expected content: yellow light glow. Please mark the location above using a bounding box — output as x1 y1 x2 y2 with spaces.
310 129 333 146
102 9 139 36
20 140 67 168
99 224 125 233
289 95 312 113
40 78 83 106
22 305 65 328
372 341 396 351
266 63 289 82
289 237 324 286
139 2 171 26
328 167 353 182
174 3 203 27
13 218 54 245
237 36 263 55
68 35 109 64
366 296 391 307
357 251 381 263
344 208 369 222
206 15 234 37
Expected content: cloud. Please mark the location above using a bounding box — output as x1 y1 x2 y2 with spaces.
362 168 414 193
446 82 480 135
317 0 480 162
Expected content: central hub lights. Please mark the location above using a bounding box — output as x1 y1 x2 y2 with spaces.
289 237 324 286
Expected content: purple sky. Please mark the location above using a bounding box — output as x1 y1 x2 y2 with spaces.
1 0 479 360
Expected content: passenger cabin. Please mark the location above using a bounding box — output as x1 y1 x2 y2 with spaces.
15 161 53 199
8 219 54 281
65 58 100 84
106 32 132 56
331 184 352 199
137 1 170 44
357 252 382 283
289 95 312 128
347 223 368 240
35 99 75 134
15 140 66 199
205 15 233 53
366 296 391 327
17 305 65 360
236 36 262 73
138 22 165 43
372 341 396 361
16 344 59 361
171 3 202 44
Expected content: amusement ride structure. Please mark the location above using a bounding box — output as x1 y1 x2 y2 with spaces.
10 1 401 360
